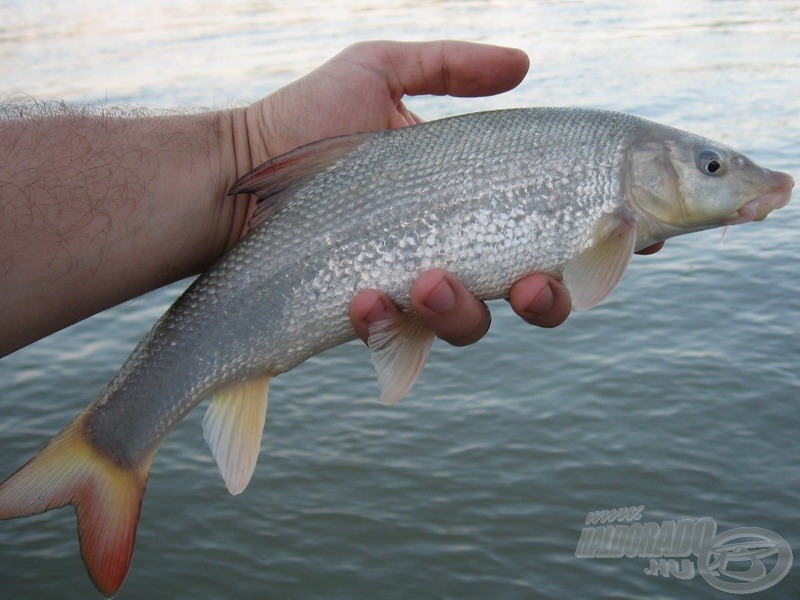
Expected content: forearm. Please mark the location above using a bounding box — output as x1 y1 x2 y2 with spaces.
0 105 253 356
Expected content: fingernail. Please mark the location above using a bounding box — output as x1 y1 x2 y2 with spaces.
423 279 456 313
527 283 554 315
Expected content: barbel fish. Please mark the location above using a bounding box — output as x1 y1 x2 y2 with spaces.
0 108 793 596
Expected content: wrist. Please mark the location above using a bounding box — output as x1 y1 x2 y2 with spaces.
219 100 280 251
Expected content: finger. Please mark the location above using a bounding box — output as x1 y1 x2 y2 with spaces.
410 269 491 347
349 289 398 344
635 241 664 255
395 101 421 127
507 274 572 329
380 40 530 98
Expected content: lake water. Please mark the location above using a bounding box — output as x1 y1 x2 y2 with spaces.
1 1 799 598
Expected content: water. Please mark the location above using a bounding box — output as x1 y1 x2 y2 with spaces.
1 1 799 598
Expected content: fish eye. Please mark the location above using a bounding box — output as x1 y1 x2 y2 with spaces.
697 149 725 176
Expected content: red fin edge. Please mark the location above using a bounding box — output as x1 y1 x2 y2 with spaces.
0 414 153 597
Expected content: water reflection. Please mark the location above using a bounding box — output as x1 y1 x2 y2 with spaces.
0 1 798 598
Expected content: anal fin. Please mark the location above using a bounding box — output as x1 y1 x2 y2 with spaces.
202 374 271 496
368 311 435 405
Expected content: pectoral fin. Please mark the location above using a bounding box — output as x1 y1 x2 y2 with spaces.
202 374 271 496
368 311 435 405
564 214 637 310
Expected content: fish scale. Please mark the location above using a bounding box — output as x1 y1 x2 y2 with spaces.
0 107 792 597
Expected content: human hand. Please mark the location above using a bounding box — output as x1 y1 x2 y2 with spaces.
242 41 660 345
243 40 571 341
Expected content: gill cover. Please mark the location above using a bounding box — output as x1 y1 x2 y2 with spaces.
628 140 685 228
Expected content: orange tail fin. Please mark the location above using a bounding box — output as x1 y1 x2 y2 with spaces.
0 414 153 597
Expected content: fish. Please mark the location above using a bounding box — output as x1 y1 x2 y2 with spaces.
0 107 793 596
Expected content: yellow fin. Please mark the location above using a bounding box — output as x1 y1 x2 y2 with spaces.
565 213 637 311
202 374 271 496
367 311 435 405
0 413 153 597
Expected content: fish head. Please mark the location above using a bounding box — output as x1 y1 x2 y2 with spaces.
627 131 794 234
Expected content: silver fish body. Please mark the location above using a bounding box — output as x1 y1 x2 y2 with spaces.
0 107 793 596
91 108 641 458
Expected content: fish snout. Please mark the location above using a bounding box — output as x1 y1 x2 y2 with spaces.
728 170 794 224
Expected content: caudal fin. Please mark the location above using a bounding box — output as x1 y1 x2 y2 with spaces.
0 414 153 597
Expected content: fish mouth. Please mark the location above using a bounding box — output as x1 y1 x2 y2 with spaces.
725 171 794 225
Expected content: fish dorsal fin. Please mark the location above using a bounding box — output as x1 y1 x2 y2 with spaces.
368 311 436 405
202 374 272 495
228 132 375 232
564 213 637 311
